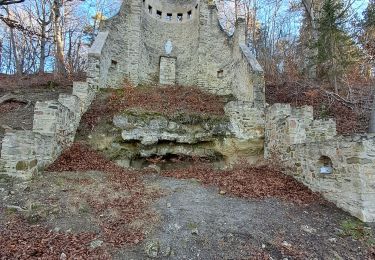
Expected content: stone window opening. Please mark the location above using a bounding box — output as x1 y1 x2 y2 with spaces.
318 156 333 175
110 60 118 71
187 10 192 19
148 5 152 14
166 13 172 21
111 60 118 66
195 4 199 9
217 69 224 78
157 10 162 19
177 13 183 22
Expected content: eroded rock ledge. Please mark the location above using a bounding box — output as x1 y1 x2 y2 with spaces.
113 111 230 145
88 102 265 165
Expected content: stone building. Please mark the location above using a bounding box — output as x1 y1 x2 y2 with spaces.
0 0 374 223
88 0 265 107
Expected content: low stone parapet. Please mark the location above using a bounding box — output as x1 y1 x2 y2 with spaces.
0 82 97 179
265 103 375 222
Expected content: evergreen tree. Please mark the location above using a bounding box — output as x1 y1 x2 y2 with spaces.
313 0 360 93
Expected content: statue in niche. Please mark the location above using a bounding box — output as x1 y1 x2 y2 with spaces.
165 40 173 55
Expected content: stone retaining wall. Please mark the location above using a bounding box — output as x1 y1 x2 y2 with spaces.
0 34 105 179
265 103 375 222
0 83 95 179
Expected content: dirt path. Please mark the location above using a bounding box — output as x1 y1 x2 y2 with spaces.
116 175 374 259
1 170 374 259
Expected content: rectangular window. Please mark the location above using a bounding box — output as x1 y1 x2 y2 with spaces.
110 60 118 71
157 10 162 18
187 10 192 19
166 13 172 21
148 5 152 14
217 69 224 78
177 13 183 22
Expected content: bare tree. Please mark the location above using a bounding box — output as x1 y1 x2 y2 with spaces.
34 0 52 73
51 0 66 74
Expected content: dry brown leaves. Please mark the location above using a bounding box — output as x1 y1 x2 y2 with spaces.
0 216 111 259
109 85 226 117
80 84 226 133
0 100 23 113
162 163 323 205
369 246 375 260
0 73 85 92
48 143 159 247
266 82 373 135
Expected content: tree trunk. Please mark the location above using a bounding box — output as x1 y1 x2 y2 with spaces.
6 7 22 75
52 0 66 74
369 91 375 133
39 29 46 73
36 0 51 74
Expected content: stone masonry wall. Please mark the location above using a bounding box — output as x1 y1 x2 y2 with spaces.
94 0 265 107
0 33 107 179
265 103 375 222
0 83 95 179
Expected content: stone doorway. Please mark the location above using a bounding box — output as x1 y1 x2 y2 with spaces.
159 56 176 85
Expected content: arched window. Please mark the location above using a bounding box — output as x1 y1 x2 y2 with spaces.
318 156 333 175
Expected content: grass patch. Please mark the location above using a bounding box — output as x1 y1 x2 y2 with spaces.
340 219 374 244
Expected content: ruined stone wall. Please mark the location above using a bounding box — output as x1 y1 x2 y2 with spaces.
139 1 200 85
0 36 107 179
265 104 375 222
196 2 236 95
0 83 95 179
92 0 265 107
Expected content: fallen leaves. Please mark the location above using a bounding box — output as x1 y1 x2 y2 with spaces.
47 143 159 247
110 85 226 117
266 83 373 135
162 163 323 205
369 246 375 259
0 100 23 113
0 216 111 259
79 84 227 135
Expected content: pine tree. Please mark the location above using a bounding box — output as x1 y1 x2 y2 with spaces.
313 0 360 93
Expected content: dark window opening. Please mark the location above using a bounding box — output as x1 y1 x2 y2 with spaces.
157 10 162 18
148 5 152 14
187 10 192 19
177 13 183 22
217 69 224 78
166 13 172 21
110 60 118 71
195 4 198 9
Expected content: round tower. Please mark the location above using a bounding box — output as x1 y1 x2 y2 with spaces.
138 0 201 85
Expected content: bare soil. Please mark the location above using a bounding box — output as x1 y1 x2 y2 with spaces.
1 166 374 259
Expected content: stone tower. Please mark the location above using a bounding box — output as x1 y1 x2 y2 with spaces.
87 0 265 107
